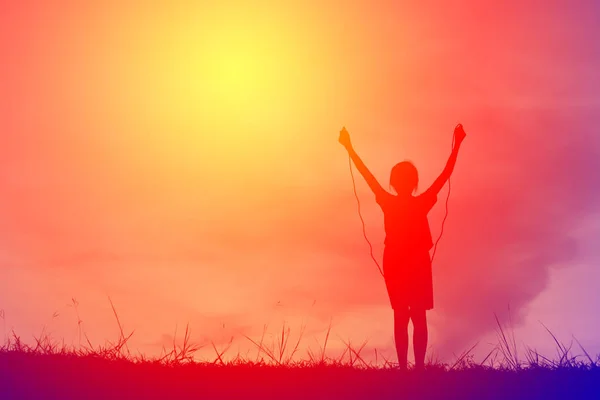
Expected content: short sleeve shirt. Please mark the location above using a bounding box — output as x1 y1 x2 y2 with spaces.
375 190 437 251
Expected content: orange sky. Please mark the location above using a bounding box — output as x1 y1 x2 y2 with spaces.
2 1 600 363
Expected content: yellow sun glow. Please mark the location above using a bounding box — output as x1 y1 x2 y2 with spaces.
106 6 337 186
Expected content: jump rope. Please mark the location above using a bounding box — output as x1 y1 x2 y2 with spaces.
348 132 456 279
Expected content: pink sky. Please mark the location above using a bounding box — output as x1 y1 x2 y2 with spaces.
1 1 600 363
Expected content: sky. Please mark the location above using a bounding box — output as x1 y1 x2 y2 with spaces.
1 0 600 364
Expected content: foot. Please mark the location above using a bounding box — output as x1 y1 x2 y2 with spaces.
395 361 408 371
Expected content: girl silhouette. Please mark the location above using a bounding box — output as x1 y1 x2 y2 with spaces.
339 125 466 370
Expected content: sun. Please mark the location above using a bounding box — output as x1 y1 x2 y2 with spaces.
122 7 334 173
163 15 295 129
203 30 276 109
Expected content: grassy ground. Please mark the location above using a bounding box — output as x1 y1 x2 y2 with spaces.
1 319 599 400
2 349 599 400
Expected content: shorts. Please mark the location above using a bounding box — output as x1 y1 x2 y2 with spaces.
383 246 434 310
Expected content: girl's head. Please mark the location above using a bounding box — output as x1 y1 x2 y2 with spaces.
390 161 418 195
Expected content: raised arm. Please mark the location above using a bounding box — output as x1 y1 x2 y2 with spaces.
425 124 466 196
339 127 387 199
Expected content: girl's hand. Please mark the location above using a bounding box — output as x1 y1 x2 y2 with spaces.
454 124 466 146
339 127 352 149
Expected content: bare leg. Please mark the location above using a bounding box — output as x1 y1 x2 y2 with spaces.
393 308 410 370
411 308 428 370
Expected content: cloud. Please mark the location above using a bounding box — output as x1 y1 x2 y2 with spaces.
289 105 600 359
1 0 599 362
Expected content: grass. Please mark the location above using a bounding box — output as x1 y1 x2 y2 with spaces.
1 306 599 399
